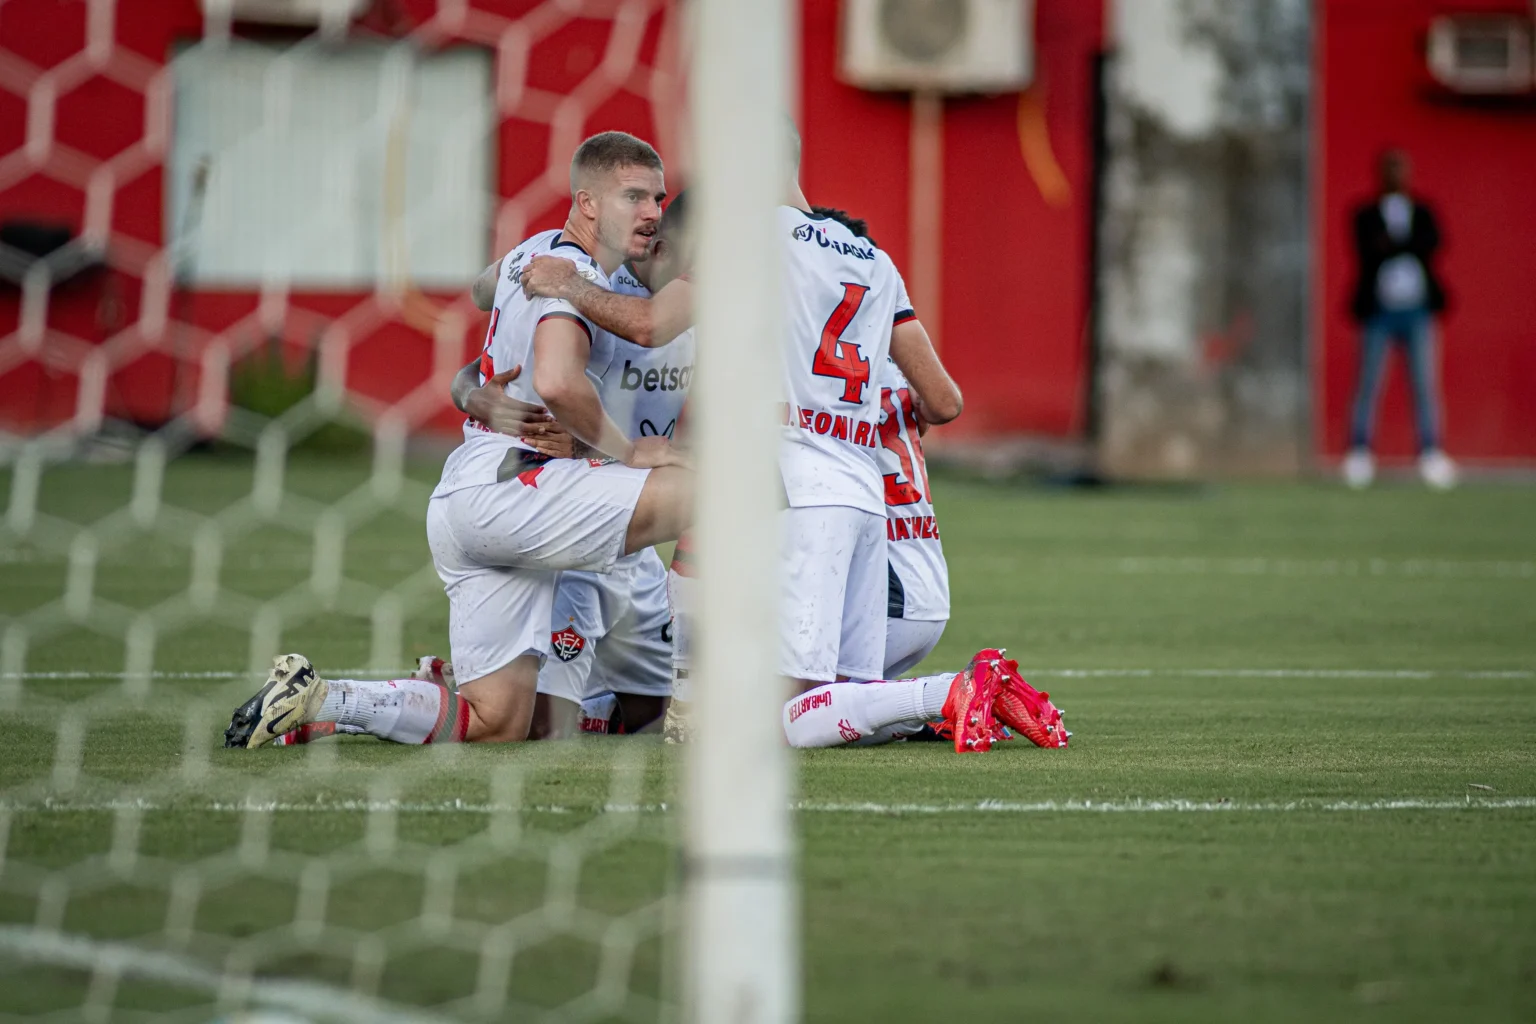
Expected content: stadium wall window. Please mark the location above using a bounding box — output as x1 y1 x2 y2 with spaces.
167 41 492 289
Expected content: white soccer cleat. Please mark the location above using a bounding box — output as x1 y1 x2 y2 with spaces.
1419 449 1458 491
1342 448 1375 490
224 653 330 749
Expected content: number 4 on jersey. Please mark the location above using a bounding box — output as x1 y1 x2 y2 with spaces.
813 283 871 404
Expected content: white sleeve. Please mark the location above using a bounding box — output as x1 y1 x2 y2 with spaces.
531 296 596 344
889 257 916 325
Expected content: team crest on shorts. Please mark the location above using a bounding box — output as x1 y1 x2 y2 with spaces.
551 626 586 662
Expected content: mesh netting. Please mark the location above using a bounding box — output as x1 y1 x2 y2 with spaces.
0 1 685 1018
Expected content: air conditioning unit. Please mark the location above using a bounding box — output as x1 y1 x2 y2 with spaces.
199 0 368 26
840 0 1034 93
1427 15 1534 94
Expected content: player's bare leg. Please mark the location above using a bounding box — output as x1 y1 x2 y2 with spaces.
226 652 540 747
622 464 693 553
528 692 580 739
614 693 668 732
537 691 669 738
455 654 541 742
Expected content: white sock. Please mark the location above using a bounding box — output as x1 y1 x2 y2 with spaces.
671 669 692 704
318 678 457 744
782 673 955 749
667 567 694 703
851 722 926 746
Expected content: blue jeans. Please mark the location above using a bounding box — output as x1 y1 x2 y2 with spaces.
1348 308 1442 453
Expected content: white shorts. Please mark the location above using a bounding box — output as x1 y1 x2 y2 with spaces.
538 548 674 704
883 617 946 677
780 505 887 682
426 458 651 683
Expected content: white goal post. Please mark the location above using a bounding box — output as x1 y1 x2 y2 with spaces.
684 0 799 1022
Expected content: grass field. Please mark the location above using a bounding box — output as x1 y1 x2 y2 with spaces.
2 452 1534 1022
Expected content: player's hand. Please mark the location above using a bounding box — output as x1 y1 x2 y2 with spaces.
520 255 585 301
464 365 573 457
912 393 938 435
521 423 577 459
623 435 692 471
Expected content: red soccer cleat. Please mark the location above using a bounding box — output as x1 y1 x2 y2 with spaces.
939 650 1009 753
990 653 1068 749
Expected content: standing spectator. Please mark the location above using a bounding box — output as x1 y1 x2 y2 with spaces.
1343 150 1456 490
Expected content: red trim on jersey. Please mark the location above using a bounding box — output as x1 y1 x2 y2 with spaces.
538 311 593 343
893 309 917 326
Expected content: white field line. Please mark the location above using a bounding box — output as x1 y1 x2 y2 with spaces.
1095 557 1536 578
5 667 1531 681
3 797 1535 815
0 926 454 1024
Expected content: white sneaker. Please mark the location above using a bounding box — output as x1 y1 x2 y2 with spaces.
1420 449 1458 490
224 653 329 749
1342 449 1375 489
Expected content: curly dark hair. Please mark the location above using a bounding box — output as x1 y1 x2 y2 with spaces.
810 205 876 247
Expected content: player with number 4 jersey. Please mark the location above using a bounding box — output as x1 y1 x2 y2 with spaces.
777 204 917 683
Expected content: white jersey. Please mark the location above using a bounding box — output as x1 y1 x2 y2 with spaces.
878 358 949 621
778 206 912 517
600 266 694 441
433 230 611 496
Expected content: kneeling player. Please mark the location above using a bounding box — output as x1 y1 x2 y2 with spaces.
224 132 693 749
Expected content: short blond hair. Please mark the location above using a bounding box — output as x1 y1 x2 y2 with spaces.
570 131 663 193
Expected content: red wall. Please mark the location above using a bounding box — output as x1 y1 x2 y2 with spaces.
799 0 1103 437
0 0 1101 440
1317 0 1536 461
0 0 678 435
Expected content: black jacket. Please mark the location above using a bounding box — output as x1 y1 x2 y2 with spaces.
1350 197 1447 322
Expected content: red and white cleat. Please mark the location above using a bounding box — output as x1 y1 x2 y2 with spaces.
939 650 1009 753
990 652 1069 748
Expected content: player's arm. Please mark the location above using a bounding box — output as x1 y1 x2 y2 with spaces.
470 258 501 312
890 318 963 426
532 317 685 468
449 360 578 459
521 255 692 348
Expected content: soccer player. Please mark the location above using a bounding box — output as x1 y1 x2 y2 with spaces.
803 208 949 677
224 132 697 749
462 192 695 738
519 133 1027 752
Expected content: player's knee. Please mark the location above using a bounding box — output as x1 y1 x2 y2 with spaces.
466 696 532 742
458 658 539 742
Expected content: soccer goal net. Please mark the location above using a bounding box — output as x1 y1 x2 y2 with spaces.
0 0 793 1020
